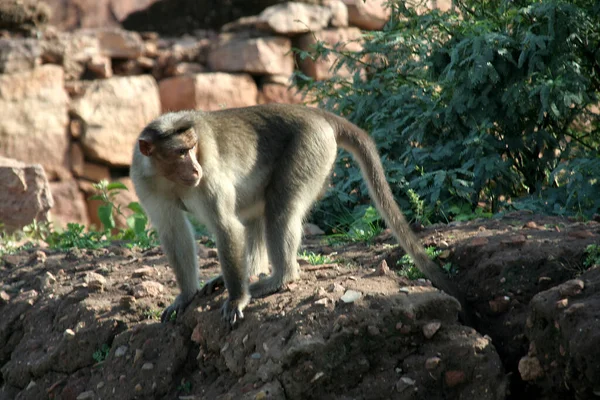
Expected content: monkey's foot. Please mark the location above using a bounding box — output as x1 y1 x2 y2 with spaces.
221 294 251 326
161 292 195 323
199 275 225 296
249 277 284 298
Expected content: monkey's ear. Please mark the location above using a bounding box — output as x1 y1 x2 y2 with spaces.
139 139 154 156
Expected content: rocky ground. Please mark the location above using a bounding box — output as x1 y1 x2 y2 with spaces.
1 211 599 400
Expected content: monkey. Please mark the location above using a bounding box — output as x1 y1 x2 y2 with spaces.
130 103 465 325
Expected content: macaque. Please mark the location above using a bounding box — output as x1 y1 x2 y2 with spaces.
131 104 463 325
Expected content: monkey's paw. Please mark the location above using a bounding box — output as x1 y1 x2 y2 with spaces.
161 293 195 323
199 275 225 296
221 294 251 326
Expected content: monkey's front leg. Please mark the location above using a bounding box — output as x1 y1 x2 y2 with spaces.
152 208 201 322
214 217 250 325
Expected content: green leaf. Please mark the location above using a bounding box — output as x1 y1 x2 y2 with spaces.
98 204 115 230
127 202 145 215
107 182 128 191
127 214 148 236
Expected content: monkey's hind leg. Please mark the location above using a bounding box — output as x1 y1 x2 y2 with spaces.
245 217 270 277
198 218 268 297
250 137 336 298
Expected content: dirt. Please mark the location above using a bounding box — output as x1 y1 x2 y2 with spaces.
1 211 599 400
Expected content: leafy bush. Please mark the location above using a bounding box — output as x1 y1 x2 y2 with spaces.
295 0 600 228
89 180 157 249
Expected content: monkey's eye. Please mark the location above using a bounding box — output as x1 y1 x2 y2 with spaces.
178 149 187 157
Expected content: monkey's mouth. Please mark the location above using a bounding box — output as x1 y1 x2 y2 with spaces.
180 177 201 187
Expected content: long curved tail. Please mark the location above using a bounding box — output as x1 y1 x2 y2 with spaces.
327 113 466 314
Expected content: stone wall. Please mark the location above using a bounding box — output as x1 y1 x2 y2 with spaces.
0 0 451 230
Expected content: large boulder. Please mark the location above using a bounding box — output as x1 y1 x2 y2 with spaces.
122 0 322 35
0 157 54 232
71 75 161 167
258 2 332 35
40 32 101 81
523 269 600 398
343 0 390 30
48 179 90 228
207 35 294 76
0 0 50 34
159 72 258 112
0 38 41 74
42 0 158 31
0 65 70 180
297 27 363 80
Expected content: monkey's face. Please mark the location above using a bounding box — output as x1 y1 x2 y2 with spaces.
139 130 203 187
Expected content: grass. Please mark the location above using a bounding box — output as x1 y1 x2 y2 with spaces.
298 250 334 265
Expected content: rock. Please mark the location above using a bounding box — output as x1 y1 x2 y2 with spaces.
558 279 584 297
518 356 544 381
132 266 156 278
469 237 489 247
340 289 361 303
444 370 467 387
85 28 145 59
303 222 325 236
72 75 160 166
327 282 345 293
119 296 136 309
141 362 153 370
41 33 101 81
0 65 69 179
132 281 164 298
84 272 107 285
0 290 10 304
114 345 128 357
36 271 56 292
395 376 415 392
258 2 332 35
87 54 113 79
208 35 293 76
422 321 441 339
488 295 511 314
76 390 95 400
0 38 41 74
425 356 441 370
0 0 50 33
159 72 258 112
49 179 90 228
169 62 205 76
44 0 159 31
324 0 349 27
297 27 363 80
376 259 390 276
343 0 391 30
63 328 76 340
259 81 305 105
0 157 54 232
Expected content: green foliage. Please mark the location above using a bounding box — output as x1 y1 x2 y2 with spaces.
142 309 162 320
92 343 111 364
177 379 192 393
584 244 600 267
397 246 443 280
298 250 334 265
1 180 158 254
46 223 109 250
90 180 157 249
327 206 384 244
295 0 600 229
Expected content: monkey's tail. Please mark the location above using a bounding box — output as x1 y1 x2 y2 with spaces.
332 117 469 322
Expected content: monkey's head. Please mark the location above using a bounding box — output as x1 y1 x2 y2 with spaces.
137 119 202 187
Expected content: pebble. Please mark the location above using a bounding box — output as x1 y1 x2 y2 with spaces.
340 290 361 303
